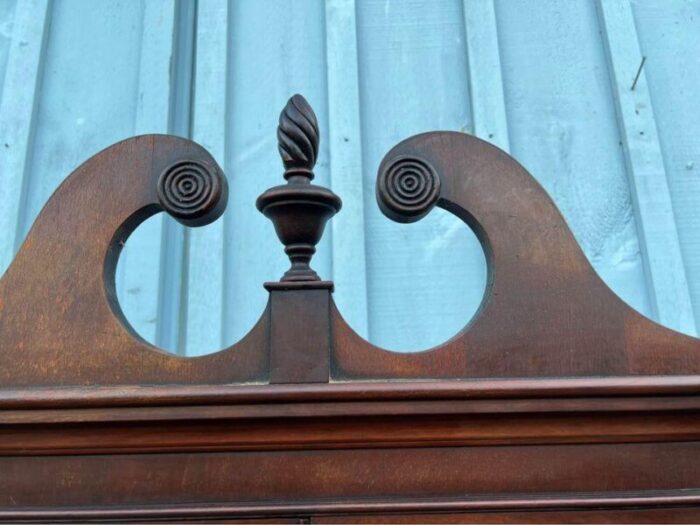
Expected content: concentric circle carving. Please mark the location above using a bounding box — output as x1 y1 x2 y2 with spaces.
377 156 441 223
157 160 227 226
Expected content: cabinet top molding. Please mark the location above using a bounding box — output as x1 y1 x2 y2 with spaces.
1 94 699 394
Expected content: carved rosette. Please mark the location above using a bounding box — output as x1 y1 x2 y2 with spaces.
256 95 342 287
377 155 441 223
157 159 228 226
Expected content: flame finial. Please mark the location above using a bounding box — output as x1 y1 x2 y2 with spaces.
277 94 319 176
256 95 342 289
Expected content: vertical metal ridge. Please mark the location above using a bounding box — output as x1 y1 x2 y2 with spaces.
186 0 229 355
462 0 510 152
596 0 696 336
118 0 178 345
221 0 236 350
324 0 369 338
158 0 197 355
0 0 51 276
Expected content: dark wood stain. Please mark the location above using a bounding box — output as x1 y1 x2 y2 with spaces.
0 95 698 522
333 132 700 379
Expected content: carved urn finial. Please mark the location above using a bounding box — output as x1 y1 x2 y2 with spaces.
256 94 342 287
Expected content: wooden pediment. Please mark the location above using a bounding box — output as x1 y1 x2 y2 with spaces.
1 95 699 523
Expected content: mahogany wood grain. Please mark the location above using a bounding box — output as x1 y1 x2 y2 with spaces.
269 289 330 384
332 132 700 379
0 135 269 387
314 508 700 524
1 96 699 522
2 410 700 456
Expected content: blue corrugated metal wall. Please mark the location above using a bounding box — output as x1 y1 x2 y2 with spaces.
0 0 699 355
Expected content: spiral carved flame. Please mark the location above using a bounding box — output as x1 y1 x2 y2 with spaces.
277 94 319 174
377 155 441 223
157 159 227 226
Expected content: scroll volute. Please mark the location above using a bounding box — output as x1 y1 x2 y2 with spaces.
331 132 700 380
1 94 699 389
0 135 268 387
0 95 339 388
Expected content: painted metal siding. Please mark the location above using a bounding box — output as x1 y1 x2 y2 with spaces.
0 0 698 355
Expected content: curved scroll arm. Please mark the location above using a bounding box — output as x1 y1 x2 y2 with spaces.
0 135 268 387
331 132 700 379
